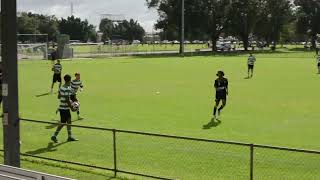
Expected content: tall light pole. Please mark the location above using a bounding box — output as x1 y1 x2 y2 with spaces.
179 0 185 55
1 0 20 167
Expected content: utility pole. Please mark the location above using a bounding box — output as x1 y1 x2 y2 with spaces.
179 0 185 55
1 0 20 167
71 2 74 16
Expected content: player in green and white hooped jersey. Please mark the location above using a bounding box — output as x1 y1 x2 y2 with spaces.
70 73 84 120
316 53 320 74
50 59 62 93
247 53 256 78
51 74 78 143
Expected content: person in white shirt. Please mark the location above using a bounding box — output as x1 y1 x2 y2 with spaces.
247 53 256 78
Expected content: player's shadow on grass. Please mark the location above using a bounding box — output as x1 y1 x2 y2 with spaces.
24 141 68 155
35 92 57 97
202 119 221 129
45 119 84 129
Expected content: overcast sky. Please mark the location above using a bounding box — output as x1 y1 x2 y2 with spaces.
17 0 159 32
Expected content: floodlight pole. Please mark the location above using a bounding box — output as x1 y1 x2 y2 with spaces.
179 0 185 55
1 0 20 167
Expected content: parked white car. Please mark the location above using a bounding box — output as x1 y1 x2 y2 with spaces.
216 41 231 51
132 40 141 44
173 40 180 44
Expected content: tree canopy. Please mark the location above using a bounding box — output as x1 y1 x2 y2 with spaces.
147 0 299 51
99 18 145 42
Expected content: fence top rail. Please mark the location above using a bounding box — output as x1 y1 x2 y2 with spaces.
20 118 251 146
20 118 320 154
20 118 115 131
253 144 320 154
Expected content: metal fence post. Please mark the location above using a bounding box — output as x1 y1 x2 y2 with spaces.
113 129 117 177
250 144 254 180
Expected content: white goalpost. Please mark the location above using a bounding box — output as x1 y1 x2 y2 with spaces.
17 33 49 60
17 43 48 60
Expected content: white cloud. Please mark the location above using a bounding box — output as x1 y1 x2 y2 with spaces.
17 0 158 32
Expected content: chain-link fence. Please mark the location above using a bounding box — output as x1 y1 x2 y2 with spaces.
71 44 210 58
7 118 320 180
253 145 320 180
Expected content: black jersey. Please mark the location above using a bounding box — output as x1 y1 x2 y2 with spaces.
214 78 228 94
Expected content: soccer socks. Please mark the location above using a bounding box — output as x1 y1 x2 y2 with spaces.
67 125 72 138
213 107 217 116
53 125 63 137
218 105 225 117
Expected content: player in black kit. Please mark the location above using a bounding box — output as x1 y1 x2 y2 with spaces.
213 71 228 120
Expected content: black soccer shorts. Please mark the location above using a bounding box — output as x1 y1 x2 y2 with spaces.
216 92 227 101
59 109 71 123
53 74 62 83
248 64 254 70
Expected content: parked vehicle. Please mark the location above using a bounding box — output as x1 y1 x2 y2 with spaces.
216 41 231 51
132 40 141 44
173 40 180 44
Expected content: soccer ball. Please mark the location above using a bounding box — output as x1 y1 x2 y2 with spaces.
71 101 80 112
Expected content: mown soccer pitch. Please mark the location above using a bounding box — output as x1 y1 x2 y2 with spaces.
1 50 320 179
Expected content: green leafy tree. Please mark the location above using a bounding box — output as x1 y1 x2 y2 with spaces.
99 18 145 42
147 0 180 40
59 16 96 42
17 12 59 42
99 18 114 41
227 0 261 51
294 0 320 49
254 0 293 49
147 0 232 51
202 0 233 51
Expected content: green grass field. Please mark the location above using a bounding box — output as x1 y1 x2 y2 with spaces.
1 49 320 179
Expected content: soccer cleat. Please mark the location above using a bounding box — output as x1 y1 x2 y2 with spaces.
77 116 84 120
51 136 58 143
67 137 79 142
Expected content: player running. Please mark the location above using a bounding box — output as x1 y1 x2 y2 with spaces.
50 59 62 93
212 71 228 120
51 74 78 143
316 53 320 74
247 53 256 78
70 73 84 120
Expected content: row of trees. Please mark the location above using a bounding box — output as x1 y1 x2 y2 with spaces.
99 18 145 42
17 12 96 42
15 12 146 43
146 0 320 51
